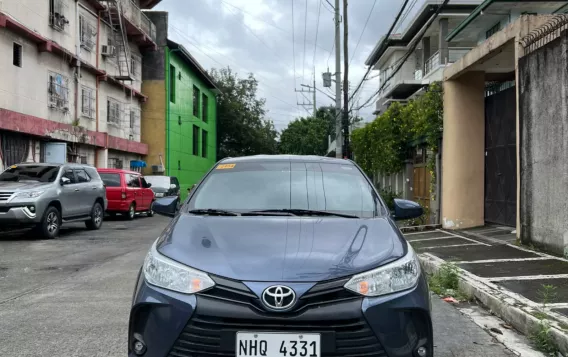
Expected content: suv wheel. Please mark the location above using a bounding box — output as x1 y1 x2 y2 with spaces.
127 203 136 220
147 204 154 217
36 206 61 239
86 202 104 230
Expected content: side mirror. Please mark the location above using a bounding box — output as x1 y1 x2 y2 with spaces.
60 177 71 185
392 199 423 221
152 197 178 218
170 183 177 190
146 183 152 188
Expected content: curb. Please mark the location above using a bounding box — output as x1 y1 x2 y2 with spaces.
419 253 568 356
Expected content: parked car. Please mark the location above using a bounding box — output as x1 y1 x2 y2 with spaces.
143 175 180 199
129 155 430 357
97 169 155 220
0 162 107 239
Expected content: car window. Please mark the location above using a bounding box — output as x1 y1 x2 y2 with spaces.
99 173 121 187
75 169 90 183
127 174 141 188
144 176 169 189
84 167 100 181
140 177 150 188
171 177 180 187
190 162 378 218
62 169 77 184
0 165 60 182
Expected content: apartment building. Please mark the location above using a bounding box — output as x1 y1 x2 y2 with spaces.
364 0 482 115
0 0 160 170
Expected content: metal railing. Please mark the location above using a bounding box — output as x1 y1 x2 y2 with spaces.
423 48 471 77
414 69 423 80
115 0 157 42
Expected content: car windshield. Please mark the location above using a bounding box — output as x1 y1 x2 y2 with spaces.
189 161 381 218
0 165 60 183
144 176 170 189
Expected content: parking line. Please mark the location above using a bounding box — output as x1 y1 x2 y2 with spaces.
434 229 491 246
453 257 552 264
488 274 568 282
406 236 462 242
403 230 451 236
419 243 485 250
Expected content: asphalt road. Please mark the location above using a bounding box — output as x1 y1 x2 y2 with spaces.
0 215 515 357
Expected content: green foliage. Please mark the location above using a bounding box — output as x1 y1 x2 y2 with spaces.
427 263 460 296
278 107 337 156
351 82 443 176
209 67 278 160
530 320 559 356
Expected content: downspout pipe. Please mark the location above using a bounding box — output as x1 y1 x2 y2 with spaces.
95 10 101 167
74 0 81 127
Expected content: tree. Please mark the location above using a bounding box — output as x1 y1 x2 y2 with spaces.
209 67 278 160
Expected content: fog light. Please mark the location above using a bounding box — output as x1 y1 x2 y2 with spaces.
132 333 147 355
28 206 35 212
416 346 427 357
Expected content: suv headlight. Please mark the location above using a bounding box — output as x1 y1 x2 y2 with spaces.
15 191 45 199
143 240 215 294
344 242 420 297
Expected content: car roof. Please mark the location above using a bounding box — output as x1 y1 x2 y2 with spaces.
219 155 354 165
13 162 62 167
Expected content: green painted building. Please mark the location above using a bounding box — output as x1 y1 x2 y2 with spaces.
142 14 219 201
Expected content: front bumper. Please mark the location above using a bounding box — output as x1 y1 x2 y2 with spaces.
129 272 433 357
0 203 43 226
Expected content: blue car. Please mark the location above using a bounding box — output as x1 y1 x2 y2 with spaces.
130 155 431 357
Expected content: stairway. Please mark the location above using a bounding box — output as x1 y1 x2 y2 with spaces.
103 0 132 81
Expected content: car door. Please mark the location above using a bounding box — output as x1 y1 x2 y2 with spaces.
74 168 95 215
59 167 80 218
140 177 153 209
126 174 144 211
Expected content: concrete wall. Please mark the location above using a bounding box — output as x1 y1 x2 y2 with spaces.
141 80 166 174
519 31 568 256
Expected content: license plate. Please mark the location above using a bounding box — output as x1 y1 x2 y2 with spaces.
236 332 320 357
155 193 164 197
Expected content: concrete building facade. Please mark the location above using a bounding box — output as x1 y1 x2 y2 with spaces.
0 0 160 170
142 12 218 200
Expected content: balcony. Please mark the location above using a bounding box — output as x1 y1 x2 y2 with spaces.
101 0 157 49
423 48 471 79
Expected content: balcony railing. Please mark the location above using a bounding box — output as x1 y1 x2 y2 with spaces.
423 48 471 77
115 0 157 42
414 69 423 80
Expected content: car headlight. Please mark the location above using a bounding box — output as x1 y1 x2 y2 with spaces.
143 240 215 294
344 242 420 297
15 190 45 199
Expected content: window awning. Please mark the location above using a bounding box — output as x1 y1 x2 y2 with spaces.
130 160 147 168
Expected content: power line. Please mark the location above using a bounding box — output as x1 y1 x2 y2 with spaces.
302 0 309 83
394 0 419 34
291 0 300 113
352 0 450 112
347 0 411 104
312 0 323 71
349 0 377 65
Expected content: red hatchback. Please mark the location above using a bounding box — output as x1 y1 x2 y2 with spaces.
97 168 155 220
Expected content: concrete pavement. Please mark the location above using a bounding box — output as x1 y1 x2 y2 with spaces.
0 217 526 357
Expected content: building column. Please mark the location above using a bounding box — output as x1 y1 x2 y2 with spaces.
96 148 108 168
441 71 485 229
439 18 449 65
421 37 431 73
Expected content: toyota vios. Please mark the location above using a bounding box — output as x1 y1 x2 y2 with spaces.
130 155 431 357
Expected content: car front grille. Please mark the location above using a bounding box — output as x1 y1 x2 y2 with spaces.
168 314 387 357
0 192 14 201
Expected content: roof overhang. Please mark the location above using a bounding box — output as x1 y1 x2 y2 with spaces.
365 1 481 66
167 39 220 91
447 0 568 42
140 0 162 9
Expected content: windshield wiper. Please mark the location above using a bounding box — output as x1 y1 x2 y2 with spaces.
188 209 239 216
252 209 359 219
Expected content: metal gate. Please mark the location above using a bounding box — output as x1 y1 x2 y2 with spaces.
484 85 517 226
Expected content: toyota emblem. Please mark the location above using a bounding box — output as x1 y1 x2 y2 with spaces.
262 285 296 311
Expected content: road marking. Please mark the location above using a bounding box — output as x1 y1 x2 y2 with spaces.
505 243 560 258
488 274 568 282
435 229 491 246
546 303 568 309
454 257 553 264
419 243 485 250
406 236 462 242
403 230 451 236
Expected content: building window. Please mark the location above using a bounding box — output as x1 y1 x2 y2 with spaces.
486 22 501 39
48 72 69 111
49 0 69 31
193 85 200 117
13 43 22 67
131 54 141 78
193 125 199 156
201 130 207 158
169 64 176 103
80 156 88 164
107 98 121 125
202 94 208 122
108 158 123 169
81 86 95 118
79 15 96 51
129 109 140 132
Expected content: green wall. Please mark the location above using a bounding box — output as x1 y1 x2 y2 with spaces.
165 47 217 200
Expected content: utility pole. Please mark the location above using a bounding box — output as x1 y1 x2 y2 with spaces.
342 0 349 159
334 0 342 158
295 81 315 116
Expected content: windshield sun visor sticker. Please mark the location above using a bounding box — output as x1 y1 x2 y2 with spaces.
216 164 236 170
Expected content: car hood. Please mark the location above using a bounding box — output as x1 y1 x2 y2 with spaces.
150 186 169 193
0 181 53 191
157 214 406 282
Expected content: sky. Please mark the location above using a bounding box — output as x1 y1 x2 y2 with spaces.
154 0 414 131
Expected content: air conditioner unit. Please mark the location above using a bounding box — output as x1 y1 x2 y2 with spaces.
101 45 117 57
152 165 165 173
